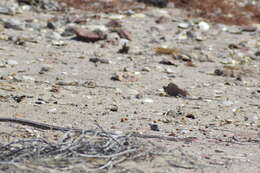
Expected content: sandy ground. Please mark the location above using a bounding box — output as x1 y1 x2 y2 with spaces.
0 1 259 172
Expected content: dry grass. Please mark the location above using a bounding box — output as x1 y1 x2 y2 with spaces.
171 0 260 25
61 0 260 25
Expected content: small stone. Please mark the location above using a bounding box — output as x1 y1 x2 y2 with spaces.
52 40 66 46
240 26 257 32
7 59 18 65
198 21 210 31
48 108 57 113
164 68 175 74
178 22 190 29
255 51 260 56
0 6 16 15
149 123 160 131
2 18 25 30
159 59 177 66
244 115 259 122
228 27 242 34
109 104 118 112
186 113 196 119
73 27 106 42
118 43 130 54
89 57 110 64
163 82 188 97
113 28 132 41
141 98 154 103
46 32 61 40
108 14 125 20
141 67 151 72
126 88 139 95
61 25 76 36
155 16 170 24
111 72 138 82
86 25 108 32
39 66 51 74
131 13 146 18
22 75 35 81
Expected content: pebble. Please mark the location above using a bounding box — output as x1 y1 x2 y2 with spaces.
149 123 160 131
178 22 190 29
126 88 139 95
0 5 16 15
108 14 125 20
48 108 57 113
85 25 108 32
141 98 154 103
89 57 110 64
2 18 25 30
198 21 210 31
45 31 61 40
22 75 35 81
244 115 259 122
141 67 151 72
7 59 18 65
131 13 146 18
164 68 175 74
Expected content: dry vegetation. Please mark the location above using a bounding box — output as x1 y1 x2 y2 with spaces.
61 0 260 25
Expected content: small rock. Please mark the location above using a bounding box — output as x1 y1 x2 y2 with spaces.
0 5 16 15
48 108 57 113
163 82 188 97
228 27 242 34
126 88 139 95
178 22 190 29
198 21 210 31
106 20 122 28
141 67 151 72
140 0 169 8
89 57 110 64
112 28 132 41
61 26 76 37
141 98 154 103
155 16 170 24
240 26 257 32
22 75 35 81
45 32 61 40
131 13 146 18
73 27 106 42
7 59 18 65
164 68 175 74
12 95 26 103
86 25 108 32
108 14 125 20
159 59 177 66
186 113 196 119
149 123 160 131
118 43 130 54
111 72 138 82
244 115 259 122
39 66 51 74
109 104 118 112
2 18 25 30
255 51 260 56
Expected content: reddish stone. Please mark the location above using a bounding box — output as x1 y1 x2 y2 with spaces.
73 27 105 42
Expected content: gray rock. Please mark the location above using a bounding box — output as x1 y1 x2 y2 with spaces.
1 18 25 30
0 6 15 15
255 51 260 56
178 22 190 29
7 59 18 65
45 31 61 40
